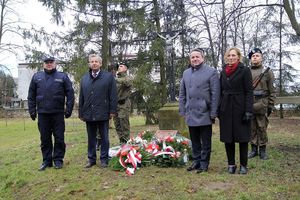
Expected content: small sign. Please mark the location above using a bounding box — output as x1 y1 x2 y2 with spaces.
155 130 178 140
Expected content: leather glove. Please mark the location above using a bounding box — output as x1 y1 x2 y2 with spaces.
30 112 36 121
65 111 71 118
211 117 216 124
267 107 272 117
242 112 253 122
110 113 116 119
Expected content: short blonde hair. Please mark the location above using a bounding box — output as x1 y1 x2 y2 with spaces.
89 54 102 63
224 47 242 64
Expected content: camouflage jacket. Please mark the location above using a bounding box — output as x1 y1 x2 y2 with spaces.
250 64 276 114
116 72 132 116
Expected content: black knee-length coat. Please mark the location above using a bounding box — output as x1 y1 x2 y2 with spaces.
219 62 253 143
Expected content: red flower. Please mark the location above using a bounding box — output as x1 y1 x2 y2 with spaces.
165 136 174 143
181 140 189 146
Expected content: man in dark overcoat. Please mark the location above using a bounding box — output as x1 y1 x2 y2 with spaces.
79 54 117 168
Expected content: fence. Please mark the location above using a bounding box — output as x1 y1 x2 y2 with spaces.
0 108 86 132
1 96 300 130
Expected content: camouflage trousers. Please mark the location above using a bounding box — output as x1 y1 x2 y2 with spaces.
251 114 269 146
96 120 113 140
96 128 101 139
113 115 130 144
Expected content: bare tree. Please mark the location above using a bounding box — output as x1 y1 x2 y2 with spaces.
283 0 300 36
0 0 24 54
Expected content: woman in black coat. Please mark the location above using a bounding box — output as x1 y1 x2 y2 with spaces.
219 47 253 174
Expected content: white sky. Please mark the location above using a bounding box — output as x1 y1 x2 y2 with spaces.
1 0 300 78
0 0 70 77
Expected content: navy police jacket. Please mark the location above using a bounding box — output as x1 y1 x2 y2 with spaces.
79 70 117 121
27 69 75 115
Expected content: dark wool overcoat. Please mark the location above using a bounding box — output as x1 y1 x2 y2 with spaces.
79 70 117 122
219 62 253 143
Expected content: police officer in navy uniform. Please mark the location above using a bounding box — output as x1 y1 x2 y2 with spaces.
28 56 75 171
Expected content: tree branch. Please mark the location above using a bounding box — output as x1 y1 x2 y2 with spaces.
283 0 300 36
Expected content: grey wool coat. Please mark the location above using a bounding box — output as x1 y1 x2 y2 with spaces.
219 62 253 143
179 63 220 127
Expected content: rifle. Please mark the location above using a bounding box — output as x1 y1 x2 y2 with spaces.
252 67 270 89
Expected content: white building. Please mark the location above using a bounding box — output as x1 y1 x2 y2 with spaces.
17 63 76 105
17 63 37 101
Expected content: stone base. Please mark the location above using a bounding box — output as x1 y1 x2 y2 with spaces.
157 102 189 138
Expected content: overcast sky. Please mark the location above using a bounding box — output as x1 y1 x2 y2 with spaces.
1 1 300 78
0 0 69 77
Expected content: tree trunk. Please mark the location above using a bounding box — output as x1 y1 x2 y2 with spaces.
145 111 158 125
283 0 300 36
101 0 109 70
0 0 7 45
153 0 167 105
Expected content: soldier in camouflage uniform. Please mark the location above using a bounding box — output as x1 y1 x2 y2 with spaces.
114 62 132 144
96 128 101 151
248 48 276 160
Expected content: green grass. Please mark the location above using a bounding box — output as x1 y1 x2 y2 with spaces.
0 116 299 200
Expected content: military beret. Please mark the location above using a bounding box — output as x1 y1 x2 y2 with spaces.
248 48 262 59
118 62 129 68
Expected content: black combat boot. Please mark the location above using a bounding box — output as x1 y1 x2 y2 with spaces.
248 144 258 158
259 145 268 160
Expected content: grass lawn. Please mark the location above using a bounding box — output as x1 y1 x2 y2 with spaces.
0 116 299 200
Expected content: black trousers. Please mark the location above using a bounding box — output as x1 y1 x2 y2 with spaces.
86 120 109 164
189 125 212 169
38 113 65 165
225 142 248 166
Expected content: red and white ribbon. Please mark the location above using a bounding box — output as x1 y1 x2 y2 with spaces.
117 145 142 175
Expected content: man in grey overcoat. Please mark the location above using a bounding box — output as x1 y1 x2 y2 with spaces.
179 48 220 173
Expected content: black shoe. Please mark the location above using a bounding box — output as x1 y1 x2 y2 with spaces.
54 162 63 169
228 165 236 174
38 163 52 171
196 167 208 173
100 162 108 168
187 162 200 171
85 162 96 168
239 166 248 175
